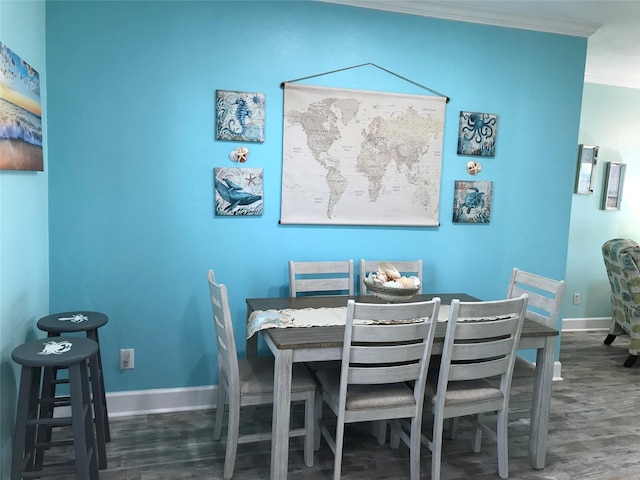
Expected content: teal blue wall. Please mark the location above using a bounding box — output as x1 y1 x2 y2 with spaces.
0 1 47 477
565 83 640 319
45 1 586 393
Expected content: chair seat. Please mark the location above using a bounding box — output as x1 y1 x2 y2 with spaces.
315 367 416 411
426 378 503 406
238 357 316 395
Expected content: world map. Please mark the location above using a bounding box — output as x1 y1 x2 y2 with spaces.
280 83 446 226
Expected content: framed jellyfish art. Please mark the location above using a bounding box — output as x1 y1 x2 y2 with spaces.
457 111 498 157
215 90 265 143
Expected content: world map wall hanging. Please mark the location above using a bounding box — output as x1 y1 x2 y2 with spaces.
280 83 447 227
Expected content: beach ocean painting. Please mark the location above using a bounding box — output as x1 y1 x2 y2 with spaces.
0 42 43 171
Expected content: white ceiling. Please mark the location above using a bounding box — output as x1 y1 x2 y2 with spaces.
322 0 640 89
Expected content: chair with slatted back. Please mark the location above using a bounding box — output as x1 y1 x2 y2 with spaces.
422 295 528 480
289 260 354 297
314 297 441 480
507 268 566 329
208 270 317 479
508 268 566 373
359 259 423 295
446 268 564 442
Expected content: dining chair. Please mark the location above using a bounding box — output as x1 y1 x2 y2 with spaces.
507 268 566 329
208 270 317 479
447 269 564 441
359 259 423 295
508 268 566 374
422 294 528 480
314 297 441 480
289 260 355 297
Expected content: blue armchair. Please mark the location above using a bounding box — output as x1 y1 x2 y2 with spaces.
602 238 640 367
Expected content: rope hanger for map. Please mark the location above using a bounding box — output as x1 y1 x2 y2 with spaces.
280 62 450 103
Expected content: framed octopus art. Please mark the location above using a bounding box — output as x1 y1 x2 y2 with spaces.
457 111 498 157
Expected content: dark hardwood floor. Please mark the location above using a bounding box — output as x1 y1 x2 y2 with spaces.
40 331 640 479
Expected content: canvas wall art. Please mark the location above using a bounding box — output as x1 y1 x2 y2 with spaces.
457 111 498 157
215 90 265 143
452 180 493 223
214 167 263 216
0 42 43 171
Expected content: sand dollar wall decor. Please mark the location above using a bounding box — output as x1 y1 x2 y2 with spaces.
466 160 482 175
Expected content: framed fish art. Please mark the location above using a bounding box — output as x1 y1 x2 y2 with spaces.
214 167 263 216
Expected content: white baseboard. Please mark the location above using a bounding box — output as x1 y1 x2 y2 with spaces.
106 385 218 418
562 317 611 332
104 361 565 418
98 319 608 418
517 356 563 381
554 361 562 381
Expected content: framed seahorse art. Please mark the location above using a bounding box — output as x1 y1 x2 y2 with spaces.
215 90 265 143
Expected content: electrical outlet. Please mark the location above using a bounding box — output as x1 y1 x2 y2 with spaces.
573 293 580 305
120 348 134 369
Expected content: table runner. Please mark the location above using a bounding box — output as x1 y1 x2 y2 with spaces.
246 304 452 339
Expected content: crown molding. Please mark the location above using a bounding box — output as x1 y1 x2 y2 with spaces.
320 0 602 37
584 71 640 90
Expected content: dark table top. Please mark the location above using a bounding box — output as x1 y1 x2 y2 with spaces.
246 293 558 350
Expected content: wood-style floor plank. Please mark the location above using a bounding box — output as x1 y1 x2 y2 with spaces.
39 331 638 479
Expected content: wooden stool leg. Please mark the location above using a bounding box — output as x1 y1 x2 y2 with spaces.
69 361 99 480
12 366 41 480
36 364 58 455
90 328 110 441
88 351 107 469
81 362 100 480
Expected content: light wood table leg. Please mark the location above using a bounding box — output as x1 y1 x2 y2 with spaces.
271 347 293 480
246 304 258 358
529 336 555 469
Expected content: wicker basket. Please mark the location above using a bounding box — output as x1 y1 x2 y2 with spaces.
363 279 419 303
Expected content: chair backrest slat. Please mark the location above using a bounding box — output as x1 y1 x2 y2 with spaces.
451 336 515 361
289 260 354 297
448 357 511 381
359 259 423 295
348 364 422 384
350 342 427 364
351 321 429 342
450 315 520 340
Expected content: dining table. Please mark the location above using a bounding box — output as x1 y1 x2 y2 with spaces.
245 293 558 480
